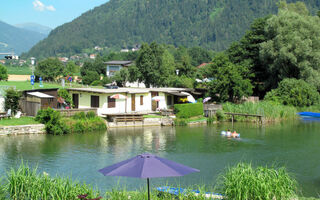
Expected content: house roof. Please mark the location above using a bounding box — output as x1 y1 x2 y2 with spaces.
67 87 191 95
197 63 211 68
27 92 54 98
104 61 133 66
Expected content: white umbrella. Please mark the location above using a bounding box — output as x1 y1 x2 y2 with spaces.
152 96 165 102
203 97 211 103
181 92 196 103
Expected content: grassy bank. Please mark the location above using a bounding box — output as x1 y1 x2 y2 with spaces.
0 162 315 200
175 116 207 126
0 117 40 126
6 66 32 75
0 81 64 90
222 101 298 122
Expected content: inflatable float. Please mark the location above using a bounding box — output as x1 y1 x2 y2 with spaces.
221 131 240 138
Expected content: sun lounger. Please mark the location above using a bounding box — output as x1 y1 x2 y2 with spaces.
157 186 224 199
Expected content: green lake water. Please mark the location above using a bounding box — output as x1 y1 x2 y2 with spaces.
0 120 320 197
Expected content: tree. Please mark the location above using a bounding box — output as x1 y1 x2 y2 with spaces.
4 88 21 115
188 47 213 67
112 68 129 87
264 78 320 107
174 47 195 78
208 53 253 102
35 58 64 81
260 2 320 90
136 42 175 87
63 61 79 77
0 64 8 81
58 89 73 107
82 71 100 85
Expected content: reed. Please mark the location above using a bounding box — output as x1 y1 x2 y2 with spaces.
222 101 298 122
215 162 298 200
6 163 99 200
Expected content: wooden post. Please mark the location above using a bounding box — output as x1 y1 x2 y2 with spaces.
231 115 234 127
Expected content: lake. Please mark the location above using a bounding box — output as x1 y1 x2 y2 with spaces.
0 120 320 197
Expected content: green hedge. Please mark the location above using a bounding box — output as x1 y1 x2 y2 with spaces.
174 103 203 118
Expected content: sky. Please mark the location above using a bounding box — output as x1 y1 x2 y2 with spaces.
0 0 109 28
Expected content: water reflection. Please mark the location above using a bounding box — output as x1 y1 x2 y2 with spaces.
0 121 319 197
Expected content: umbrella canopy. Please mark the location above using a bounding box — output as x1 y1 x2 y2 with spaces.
203 97 211 103
98 153 199 200
181 92 196 103
151 96 165 102
110 94 127 99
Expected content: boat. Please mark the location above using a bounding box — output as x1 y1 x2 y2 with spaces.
298 112 320 118
157 186 224 199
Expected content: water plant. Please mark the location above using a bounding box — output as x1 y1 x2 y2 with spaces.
6 163 99 200
215 162 298 200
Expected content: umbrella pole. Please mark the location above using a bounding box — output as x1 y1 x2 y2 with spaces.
147 178 150 200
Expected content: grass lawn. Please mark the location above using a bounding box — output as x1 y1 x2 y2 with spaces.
143 114 162 118
6 66 32 75
0 117 40 126
0 81 87 91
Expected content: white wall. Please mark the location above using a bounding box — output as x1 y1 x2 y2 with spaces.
0 97 4 112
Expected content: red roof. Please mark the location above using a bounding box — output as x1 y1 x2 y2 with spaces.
197 63 210 68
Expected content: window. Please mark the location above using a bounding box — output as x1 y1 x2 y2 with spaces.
108 96 115 108
140 95 143 105
91 96 100 108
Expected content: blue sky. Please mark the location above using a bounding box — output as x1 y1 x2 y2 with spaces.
0 0 108 28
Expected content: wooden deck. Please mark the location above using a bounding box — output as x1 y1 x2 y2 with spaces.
224 112 264 124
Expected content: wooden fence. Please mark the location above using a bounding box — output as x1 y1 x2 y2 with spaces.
203 104 222 117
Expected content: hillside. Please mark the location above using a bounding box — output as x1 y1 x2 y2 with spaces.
15 23 52 35
24 0 320 58
0 21 47 55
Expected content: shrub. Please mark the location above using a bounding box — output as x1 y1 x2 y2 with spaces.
4 88 21 115
0 64 8 81
265 78 320 107
90 80 102 86
215 162 298 200
174 103 203 118
73 112 87 120
86 111 96 119
35 108 69 135
58 88 73 107
215 110 225 121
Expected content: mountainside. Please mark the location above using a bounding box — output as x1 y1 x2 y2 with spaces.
24 0 320 58
15 23 52 35
0 21 47 55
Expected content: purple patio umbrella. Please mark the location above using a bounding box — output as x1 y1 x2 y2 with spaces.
98 153 200 200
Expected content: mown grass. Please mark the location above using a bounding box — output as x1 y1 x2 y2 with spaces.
0 81 64 91
6 66 32 75
0 117 40 126
222 101 298 122
143 114 162 118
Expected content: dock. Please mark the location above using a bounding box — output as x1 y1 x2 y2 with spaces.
224 112 264 125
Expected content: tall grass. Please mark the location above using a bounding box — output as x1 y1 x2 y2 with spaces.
215 162 298 200
7 163 100 200
222 101 298 122
64 112 106 133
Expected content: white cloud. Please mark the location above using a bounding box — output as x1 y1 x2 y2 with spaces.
33 0 56 12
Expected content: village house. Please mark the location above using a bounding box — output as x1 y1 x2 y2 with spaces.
105 60 133 77
67 87 191 116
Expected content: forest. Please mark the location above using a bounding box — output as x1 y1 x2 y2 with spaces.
23 0 320 59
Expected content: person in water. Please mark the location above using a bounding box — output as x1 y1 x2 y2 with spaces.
226 129 231 137
232 131 238 138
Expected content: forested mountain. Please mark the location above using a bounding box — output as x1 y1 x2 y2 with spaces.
24 0 320 58
0 21 47 55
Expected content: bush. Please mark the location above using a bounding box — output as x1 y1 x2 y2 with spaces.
215 110 225 121
215 163 298 200
4 88 21 115
35 108 69 135
0 64 8 81
86 111 96 119
72 112 87 120
265 78 320 107
58 88 73 107
90 80 102 86
174 103 203 118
